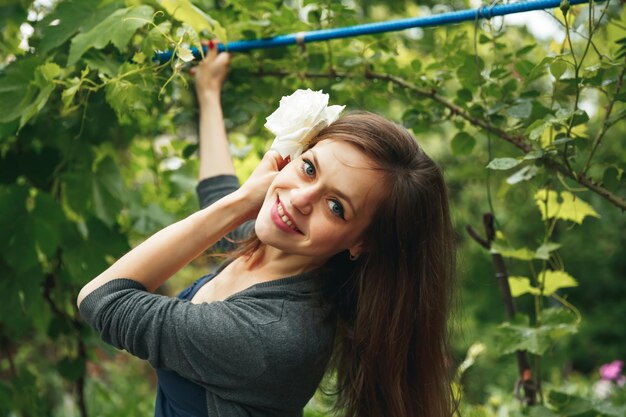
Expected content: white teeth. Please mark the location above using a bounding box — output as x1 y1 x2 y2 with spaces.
277 201 298 231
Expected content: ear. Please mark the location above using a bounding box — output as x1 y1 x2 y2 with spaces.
348 241 367 259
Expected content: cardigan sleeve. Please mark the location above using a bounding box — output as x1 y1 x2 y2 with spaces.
195 174 255 253
79 279 278 387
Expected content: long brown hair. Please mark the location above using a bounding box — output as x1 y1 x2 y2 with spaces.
233 112 457 417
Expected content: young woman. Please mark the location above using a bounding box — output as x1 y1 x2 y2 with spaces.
78 45 456 417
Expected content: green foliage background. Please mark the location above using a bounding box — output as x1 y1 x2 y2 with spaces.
0 0 625 416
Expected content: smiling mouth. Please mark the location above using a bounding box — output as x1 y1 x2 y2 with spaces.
276 197 302 234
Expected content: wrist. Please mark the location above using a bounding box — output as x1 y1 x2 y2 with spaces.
198 89 222 107
216 189 257 223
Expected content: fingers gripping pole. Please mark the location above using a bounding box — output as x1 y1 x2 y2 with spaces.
153 0 592 63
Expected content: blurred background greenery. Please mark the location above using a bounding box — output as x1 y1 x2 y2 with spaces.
0 0 624 416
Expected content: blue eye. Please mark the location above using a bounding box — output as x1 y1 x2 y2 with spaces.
328 199 345 219
302 159 316 177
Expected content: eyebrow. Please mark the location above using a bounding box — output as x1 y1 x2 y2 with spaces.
310 149 357 216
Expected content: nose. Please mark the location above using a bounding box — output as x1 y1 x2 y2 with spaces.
289 185 319 216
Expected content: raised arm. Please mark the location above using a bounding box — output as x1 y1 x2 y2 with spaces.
193 42 235 180
192 45 255 250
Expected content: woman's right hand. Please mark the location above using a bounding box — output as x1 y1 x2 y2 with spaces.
191 41 231 105
235 151 290 220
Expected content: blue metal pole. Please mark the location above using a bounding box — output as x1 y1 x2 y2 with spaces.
153 0 592 63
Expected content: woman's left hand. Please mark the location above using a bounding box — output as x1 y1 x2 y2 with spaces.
235 151 289 220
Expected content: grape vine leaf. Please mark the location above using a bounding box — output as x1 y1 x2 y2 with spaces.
0 57 41 123
534 189 600 224
67 5 154 66
495 308 577 355
92 156 126 227
508 276 540 297
158 0 227 43
491 243 535 260
37 0 120 55
540 270 578 296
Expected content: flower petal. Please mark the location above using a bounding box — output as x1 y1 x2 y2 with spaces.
322 105 345 124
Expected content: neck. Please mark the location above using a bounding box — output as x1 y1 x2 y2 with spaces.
240 244 328 280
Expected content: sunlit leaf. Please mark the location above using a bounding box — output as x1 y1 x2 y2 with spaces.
539 270 578 296
491 243 535 260
159 0 212 34
506 165 538 184
486 157 521 170
534 189 600 224
508 276 540 297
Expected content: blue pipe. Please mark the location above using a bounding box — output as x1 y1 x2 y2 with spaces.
153 0 592 63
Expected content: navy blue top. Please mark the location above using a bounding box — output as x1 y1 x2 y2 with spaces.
155 274 214 417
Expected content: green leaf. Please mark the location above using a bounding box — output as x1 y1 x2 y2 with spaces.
57 356 85 382
535 242 561 260
514 59 535 78
104 68 153 123
507 101 532 119
18 63 63 129
486 157 521 170
92 157 125 226
32 192 65 258
0 57 41 124
515 44 536 57
0 186 39 272
131 203 175 235
528 405 560 417
550 59 568 80
450 132 476 156
508 276 540 297
539 270 578 296
159 0 212 33
39 62 62 81
158 0 227 43
491 243 535 260
37 0 119 55
506 165 538 185
142 21 172 57
525 118 549 141
62 217 129 283
68 5 154 65
496 320 551 355
456 88 472 102
548 391 594 416
602 166 621 191
534 189 600 224
495 310 577 356
457 55 485 88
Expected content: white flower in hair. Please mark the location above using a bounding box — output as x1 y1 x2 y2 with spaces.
265 89 345 160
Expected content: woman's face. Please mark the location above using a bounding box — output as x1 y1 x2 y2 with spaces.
256 139 386 262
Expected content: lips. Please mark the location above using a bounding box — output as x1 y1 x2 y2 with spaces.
271 196 303 234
